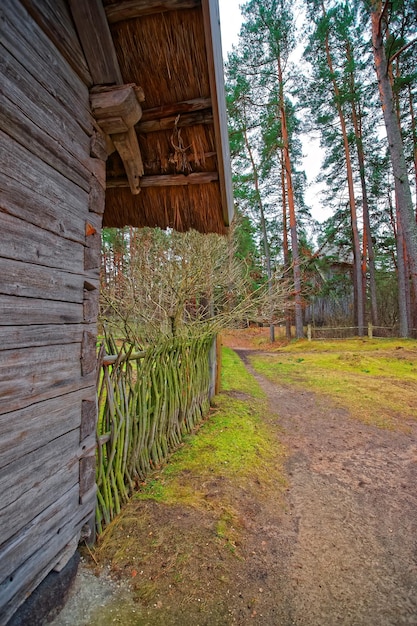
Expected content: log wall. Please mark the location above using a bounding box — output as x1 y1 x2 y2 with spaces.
0 1 104 622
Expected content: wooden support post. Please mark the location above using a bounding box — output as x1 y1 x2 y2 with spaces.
307 324 312 342
215 334 222 395
368 322 373 339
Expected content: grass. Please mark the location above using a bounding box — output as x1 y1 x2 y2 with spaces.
250 338 417 430
135 348 284 507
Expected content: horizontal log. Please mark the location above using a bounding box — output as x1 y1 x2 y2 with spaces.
0 295 83 326
19 0 91 85
0 131 89 244
0 343 94 414
102 350 146 366
0 490 94 624
0 484 79 584
0 40 96 190
140 97 211 122
0 257 84 304
0 430 79 531
137 110 213 133
0 391 86 469
1 1 92 134
0 211 84 272
107 171 219 189
0 324 84 351
105 0 200 23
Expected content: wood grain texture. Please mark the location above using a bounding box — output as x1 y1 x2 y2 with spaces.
0 258 84 303
81 331 98 376
201 0 234 227
20 0 92 85
0 431 80 541
0 295 83 326
0 344 94 414
0 493 94 624
0 391 87 469
0 484 79 585
0 1 92 134
107 171 219 188
69 0 123 85
0 44 93 192
0 212 84 272
140 96 212 122
80 399 98 441
0 132 89 243
0 324 84 352
105 0 200 23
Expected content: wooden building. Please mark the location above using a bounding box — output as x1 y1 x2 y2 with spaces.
0 1 233 622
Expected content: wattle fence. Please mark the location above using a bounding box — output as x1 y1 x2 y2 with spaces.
95 334 216 533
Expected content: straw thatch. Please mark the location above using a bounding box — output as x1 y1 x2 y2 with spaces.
101 2 232 234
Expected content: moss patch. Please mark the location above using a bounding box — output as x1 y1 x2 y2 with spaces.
250 339 417 430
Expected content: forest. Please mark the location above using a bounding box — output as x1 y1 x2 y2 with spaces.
101 0 417 342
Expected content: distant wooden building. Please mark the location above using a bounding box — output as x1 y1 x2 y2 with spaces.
0 1 233 622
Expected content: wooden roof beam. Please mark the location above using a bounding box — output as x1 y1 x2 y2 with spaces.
140 97 212 123
107 172 218 188
105 0 201 24
137 110 213 133
68 0 123 85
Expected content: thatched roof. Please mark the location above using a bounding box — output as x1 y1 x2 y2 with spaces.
72 0 233 235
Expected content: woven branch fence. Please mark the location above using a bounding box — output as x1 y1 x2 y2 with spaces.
95 333 214 533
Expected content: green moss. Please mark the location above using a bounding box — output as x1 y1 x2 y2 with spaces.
221 347 265 398
250 339 417 430
135 347 285 509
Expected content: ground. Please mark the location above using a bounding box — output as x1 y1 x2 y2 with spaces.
50 333 417 626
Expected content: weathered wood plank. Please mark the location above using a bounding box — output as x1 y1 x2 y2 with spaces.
0 431 80 540
0 1 92 135
0 484 79 584
20 0 92 85
0 324 84 352
0 344 94 414
0 391 89 469
68 0 123 85
0 258 84 304
80 399 98 441
0 77 90 193
137 110 213 133
0 295 82 326
140 96 212 122
107 171 219 188
201 0 234 227
84 289 100 324
0 212 84 272
0 132 89 243
0 493 94 624
80 456 96 497
81 331 98 376
105 0 200 23
111 126 144 194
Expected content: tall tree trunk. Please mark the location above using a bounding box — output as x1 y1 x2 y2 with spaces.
371 3 417 305
243 126 275 342
321 8 364 335
388 191 409 336
346 40 378 325
408 85 417 220
277 55 303 339
281 155 292 340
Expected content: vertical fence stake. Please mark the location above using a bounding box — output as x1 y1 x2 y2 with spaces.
307 324 312 342
368 322 373 339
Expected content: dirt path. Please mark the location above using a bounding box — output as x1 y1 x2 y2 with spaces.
237 349 417 625
51 349 417 626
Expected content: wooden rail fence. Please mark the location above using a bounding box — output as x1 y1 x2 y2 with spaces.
95 334 214 533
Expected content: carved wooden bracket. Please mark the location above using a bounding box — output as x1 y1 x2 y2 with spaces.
90 84 145 194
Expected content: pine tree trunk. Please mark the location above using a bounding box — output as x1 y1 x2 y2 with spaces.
371 4 417 303
322 19 364 335
278 56 303 339
243 127 275 342
281 158 292 340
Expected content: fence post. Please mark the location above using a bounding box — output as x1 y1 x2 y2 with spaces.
307 324 312 342
368 322 373 339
